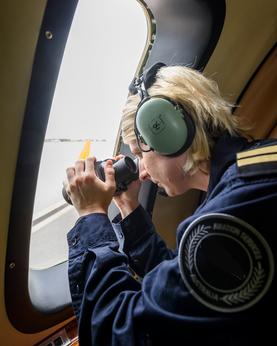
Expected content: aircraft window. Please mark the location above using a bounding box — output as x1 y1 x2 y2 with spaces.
29 0 147 270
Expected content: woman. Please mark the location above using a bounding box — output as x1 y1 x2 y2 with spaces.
65 63 276 345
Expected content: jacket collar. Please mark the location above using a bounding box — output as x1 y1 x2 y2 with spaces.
207 133 248 194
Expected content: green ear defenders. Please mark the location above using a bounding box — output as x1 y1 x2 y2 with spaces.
130 62 196 157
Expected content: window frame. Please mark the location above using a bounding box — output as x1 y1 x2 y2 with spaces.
5 0 79 332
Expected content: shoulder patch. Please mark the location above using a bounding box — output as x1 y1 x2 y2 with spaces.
236 144 277 176
178 213 274 313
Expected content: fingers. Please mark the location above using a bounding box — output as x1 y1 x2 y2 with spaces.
69 157 97 177
66 167 75 182
65 167 76 200
104 160 116 190
85 156 96 175
113 154 124 161
75 160 85 176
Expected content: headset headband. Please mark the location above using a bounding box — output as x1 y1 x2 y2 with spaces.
129 62 166 97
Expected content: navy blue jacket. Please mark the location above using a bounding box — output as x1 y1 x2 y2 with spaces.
67 135 277 345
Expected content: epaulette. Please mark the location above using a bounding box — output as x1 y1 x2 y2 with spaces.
236 143 277 176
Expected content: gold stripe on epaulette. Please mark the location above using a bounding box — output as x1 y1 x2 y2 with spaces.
237 153 277 167
237 144 277 159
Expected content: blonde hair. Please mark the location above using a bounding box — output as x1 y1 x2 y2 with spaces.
121 65 244 173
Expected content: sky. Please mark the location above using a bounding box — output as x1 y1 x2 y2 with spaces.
46 0 147 141
33 0 147 215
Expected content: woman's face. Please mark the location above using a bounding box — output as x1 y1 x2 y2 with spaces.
129 142 196 196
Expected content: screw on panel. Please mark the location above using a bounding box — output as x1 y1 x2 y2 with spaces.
45 30 53 40
9 262 16 269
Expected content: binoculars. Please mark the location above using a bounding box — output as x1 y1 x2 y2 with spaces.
62 156 139 205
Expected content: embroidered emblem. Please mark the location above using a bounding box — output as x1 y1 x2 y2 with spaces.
178 213 274 312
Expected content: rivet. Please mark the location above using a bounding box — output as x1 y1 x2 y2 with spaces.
45 30 53 40
72 237 78 246
9 262 16 269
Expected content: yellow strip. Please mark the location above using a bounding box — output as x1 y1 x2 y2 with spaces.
78 140 91 160
237 153 277 167
237 144 277 159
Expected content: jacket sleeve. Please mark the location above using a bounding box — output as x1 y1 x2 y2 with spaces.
67 169 276 346
67 214 226 346
111 205 175 277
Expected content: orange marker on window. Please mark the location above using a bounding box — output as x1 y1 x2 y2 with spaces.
78 140 91 160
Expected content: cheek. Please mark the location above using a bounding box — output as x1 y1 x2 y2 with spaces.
166 164 185 185
142 154 181 183
143 161 152 175
144 155 163 174
142 153 155 170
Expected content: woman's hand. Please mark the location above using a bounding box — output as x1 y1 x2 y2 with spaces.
65 157 116 216
112 155 141 218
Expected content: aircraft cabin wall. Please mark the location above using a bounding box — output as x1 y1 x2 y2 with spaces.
0 0 276 344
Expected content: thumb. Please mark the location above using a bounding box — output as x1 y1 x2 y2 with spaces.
113 154 124 161
104 160 116 190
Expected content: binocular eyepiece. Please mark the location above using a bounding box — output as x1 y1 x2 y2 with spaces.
62 156 139 205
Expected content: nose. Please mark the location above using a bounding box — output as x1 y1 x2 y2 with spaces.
138 159 151 182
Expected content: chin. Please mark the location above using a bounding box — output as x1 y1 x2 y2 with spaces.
159 184 183 197
165 186 188 197
168 191 179 197
163 187 175 197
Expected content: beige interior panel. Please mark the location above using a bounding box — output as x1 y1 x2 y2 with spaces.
234 46 277 139
205 0 277 103
153 190 200 248
269 126 277 138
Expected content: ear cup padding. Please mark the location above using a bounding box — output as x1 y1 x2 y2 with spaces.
135 97 195 156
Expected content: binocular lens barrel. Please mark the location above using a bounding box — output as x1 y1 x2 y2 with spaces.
63 156 139 205
95 157 138 183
